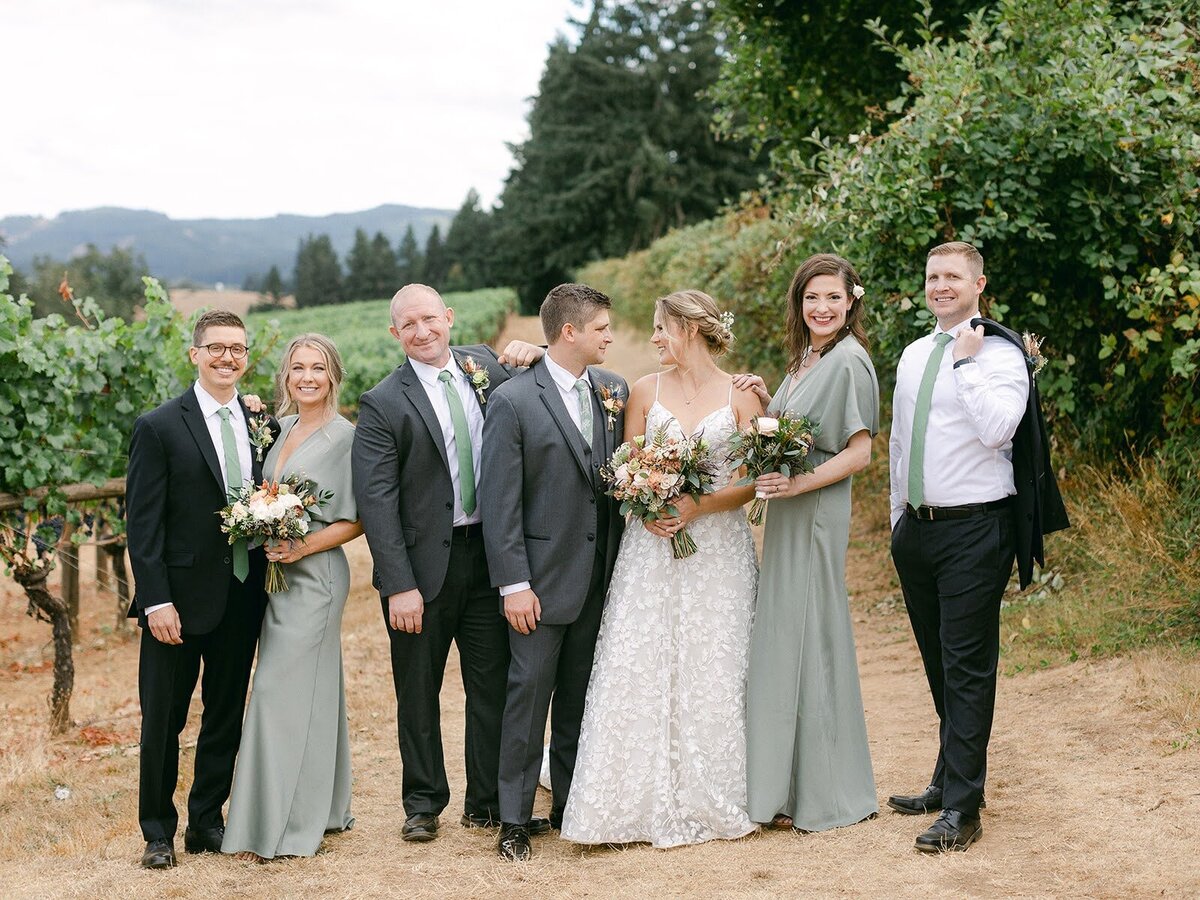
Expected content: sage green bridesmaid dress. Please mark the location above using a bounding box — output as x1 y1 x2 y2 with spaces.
745 337 881 831
222 415 357 858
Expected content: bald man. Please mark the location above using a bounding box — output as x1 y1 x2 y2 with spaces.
351 285 546 843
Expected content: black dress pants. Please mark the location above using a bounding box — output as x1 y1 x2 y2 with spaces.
891 506 1015 817
137 579 263 842
384 528 510 819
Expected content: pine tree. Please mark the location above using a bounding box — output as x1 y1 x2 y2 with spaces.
262 265 285 302
397 225 424 285
422 225 448 288
443 189 497 291
343 228 374 301
293 234 343 307
369 231 401 298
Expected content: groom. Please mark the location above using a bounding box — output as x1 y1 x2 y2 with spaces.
480 282 626 861
126 309 274 868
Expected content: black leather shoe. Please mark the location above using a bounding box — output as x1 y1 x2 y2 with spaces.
914 809 982 852
528 816 552 836
461 812 500 828
183 825 224 853
548 810 563 831
402 813 439 842
141 839 176 869
498 823 531 861
887 785 943 815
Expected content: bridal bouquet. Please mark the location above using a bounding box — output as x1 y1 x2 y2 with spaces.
726 414 820 526
602 426 716 559
218 476 332 592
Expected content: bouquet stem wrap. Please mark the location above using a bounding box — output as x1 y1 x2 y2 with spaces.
727 414 820 527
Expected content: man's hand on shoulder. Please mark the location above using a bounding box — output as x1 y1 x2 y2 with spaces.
953 325 985 361
388 588 425 634
147 605 183 645
504 588 541 635
498 340 544 368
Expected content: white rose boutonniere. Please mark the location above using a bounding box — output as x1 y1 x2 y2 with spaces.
248 415 275 462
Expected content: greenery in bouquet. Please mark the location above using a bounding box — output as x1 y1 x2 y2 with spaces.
218 476 332 592
602 426 717 559
727 414 819 525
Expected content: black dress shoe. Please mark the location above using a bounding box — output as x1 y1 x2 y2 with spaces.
528 816 552 836
402 813 439 843
914 809 982 852
887 785 943 815
183 825 225 853
548 810 563 831
498 823 532 861
461 812 500 829
141 839 176 869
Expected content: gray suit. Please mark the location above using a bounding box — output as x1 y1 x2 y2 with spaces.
352 344 513 819
480 357 626 824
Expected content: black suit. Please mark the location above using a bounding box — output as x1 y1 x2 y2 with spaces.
970 317 1070 588
351 345 513 820
125 387 272 842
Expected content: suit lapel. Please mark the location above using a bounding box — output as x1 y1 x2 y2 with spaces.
534 360 590 482
399 362 451 475
180 387 225 492
453 348 492 416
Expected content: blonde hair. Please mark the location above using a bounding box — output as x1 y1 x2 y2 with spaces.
274 333 345 419
928 241 985 279
655 289 734 357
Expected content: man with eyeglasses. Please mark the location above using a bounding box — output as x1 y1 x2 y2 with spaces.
126 309 277 869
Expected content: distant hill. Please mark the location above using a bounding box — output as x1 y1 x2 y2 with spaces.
0 204 454 287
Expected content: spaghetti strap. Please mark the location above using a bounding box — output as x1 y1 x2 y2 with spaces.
655 372 662 402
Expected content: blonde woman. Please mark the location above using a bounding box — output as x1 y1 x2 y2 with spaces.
561 290 763 848
223 333 363 861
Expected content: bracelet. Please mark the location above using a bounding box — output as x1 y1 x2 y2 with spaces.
953 356 976 369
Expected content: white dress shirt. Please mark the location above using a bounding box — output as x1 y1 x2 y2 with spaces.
889 318 1029 528
409 355 485 527
500 352 592 598
145 382 253 616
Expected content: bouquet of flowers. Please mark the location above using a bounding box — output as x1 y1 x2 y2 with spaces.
218 476 332 592
602 426 716 559
726 414 820 526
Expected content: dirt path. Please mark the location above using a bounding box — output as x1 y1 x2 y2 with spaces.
1 317 1197 898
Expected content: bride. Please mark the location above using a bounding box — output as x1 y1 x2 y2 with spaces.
561 289 763 848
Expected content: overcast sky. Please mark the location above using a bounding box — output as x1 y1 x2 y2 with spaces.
4 0 582 220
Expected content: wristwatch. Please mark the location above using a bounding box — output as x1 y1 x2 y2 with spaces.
953 356 976 369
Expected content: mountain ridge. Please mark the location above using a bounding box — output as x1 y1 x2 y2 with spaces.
0 204 454 286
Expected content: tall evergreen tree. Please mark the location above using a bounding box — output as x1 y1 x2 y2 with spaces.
343 228 375 301
293 233 343 307
262 265 285 302
422 224 448 288
369 231 401 297
443 189 498 292
397 225 424 285
492 0 765 309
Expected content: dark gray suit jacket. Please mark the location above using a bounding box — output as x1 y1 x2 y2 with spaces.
352 344 512 602
480 357 626 625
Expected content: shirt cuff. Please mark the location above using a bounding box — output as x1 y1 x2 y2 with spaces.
500 582 531 596
143 602 174 616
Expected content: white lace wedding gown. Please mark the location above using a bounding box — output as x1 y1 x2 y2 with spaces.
561 385 758 848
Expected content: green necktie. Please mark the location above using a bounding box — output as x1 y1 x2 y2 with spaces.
439 370 477 515
907 332 955 509
217 407 249 582
574 378 593 449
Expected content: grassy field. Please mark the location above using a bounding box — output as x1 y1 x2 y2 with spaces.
240 289 516 410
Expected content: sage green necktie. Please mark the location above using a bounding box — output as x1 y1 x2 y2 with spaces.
217 407 249 582
438 370 477 515
907 332 955 509
574 378 593 449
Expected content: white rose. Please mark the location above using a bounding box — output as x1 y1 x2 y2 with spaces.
296 519 310 535
755 416 780 436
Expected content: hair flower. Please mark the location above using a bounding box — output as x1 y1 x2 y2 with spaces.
851 284 866 299
719 310 735 332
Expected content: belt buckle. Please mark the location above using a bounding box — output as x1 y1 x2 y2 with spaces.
916 505 936 521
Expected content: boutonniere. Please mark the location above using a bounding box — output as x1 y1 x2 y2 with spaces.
596 382 625 431
248 415 275 462
1022 332 1047 380
458 355 491 404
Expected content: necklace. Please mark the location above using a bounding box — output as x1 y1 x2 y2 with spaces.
677 367 716 405
800 345 819 367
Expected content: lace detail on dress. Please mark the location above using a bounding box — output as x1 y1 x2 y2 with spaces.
561 397 758 847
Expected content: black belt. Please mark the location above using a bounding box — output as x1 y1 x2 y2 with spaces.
906 497 1012 521
452 522 481 539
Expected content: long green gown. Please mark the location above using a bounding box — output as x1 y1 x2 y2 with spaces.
222 415 357 858
745 337 880 831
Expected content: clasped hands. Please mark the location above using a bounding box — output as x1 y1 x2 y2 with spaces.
643 494 699 539
265 538 306 564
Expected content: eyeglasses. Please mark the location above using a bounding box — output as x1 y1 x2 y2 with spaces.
196 343 249 359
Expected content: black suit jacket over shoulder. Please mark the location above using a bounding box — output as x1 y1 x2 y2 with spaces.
971 317 1070 588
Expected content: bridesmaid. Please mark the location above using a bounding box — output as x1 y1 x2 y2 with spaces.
734 254 880 832
223 333 362 860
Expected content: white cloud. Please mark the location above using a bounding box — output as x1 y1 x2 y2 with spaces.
2 0 581 218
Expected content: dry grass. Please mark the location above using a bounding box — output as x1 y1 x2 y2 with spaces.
1 319 1198 898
